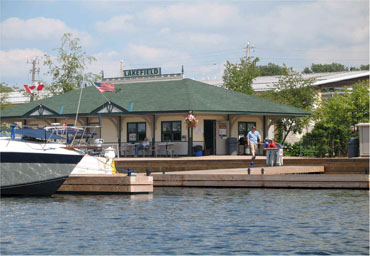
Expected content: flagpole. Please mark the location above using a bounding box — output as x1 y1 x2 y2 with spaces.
74 84 84 127
100 92 110 103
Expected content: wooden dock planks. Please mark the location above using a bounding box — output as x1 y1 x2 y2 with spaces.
58 174 153 194
152 166 369 189
114 156 369 174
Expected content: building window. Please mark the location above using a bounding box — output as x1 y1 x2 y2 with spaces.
238 122 256 139
161 121 181 142
127 122 146 142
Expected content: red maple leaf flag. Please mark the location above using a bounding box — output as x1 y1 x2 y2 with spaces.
37 84 44 91
94 82 115 93
24 85 32 94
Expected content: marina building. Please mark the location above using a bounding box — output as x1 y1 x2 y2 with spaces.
1 68 308 156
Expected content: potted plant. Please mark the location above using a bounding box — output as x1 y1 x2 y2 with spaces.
185 112 198 128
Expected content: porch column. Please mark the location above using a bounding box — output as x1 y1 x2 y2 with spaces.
118 116 122 157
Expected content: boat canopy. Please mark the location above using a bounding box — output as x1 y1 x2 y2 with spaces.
1 128 64 140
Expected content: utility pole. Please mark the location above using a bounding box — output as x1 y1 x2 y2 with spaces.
27 57 40 102
120 60 124 77
245 42 255 60
28 57 40 84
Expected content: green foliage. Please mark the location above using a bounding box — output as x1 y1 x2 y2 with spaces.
222 57 260 95
304 80 369 157
44 33 99 95
283 142 316 157
303 63 346 73
260 67 316 143
303 63 369 73
0 82 14 110
360 64 370 71
257 63 287 76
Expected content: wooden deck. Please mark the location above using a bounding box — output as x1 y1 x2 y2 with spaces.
58 174 153 194
114 156 369 174
57 156 369 193
153 170 369 189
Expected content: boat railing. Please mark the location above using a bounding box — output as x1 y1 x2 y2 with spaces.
44 125 101 146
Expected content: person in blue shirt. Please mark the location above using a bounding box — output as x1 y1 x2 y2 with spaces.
136 137 150 156
247 126 261 162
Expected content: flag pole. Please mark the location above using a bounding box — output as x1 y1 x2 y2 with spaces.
100 92 110 103
74 84 84 127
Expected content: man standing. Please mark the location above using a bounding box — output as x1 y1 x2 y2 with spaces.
247 126 261 165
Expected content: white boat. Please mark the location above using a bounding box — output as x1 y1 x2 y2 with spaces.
0 126 85 196
72 146 116 175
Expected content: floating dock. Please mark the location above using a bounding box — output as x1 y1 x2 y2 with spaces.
152 166 369 189
58 174 153 194
58 157 369 193
114 156 369 174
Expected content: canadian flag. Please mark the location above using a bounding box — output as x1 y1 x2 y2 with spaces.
24 83 44 94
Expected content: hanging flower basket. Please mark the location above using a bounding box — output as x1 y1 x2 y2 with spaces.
185 113 198 128
187 122 197 128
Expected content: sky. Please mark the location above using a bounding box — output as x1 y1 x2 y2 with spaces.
1 0 369 87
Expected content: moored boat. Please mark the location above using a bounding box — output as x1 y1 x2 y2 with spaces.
0 126 85 196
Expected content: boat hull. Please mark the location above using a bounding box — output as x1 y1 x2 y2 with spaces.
0 138 84 196
1 176 68 196
1 150 84 196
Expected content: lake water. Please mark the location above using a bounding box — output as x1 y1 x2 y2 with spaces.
1 188 369 255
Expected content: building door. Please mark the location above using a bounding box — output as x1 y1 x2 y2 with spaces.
204 120 215 155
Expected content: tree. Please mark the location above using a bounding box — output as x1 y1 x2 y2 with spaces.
360 64 370 71
0 83 14 110
44 33 99 95
260 67 317 143
222 57 260 95
257 63 287 76
304 80 369 157
303 63 345 73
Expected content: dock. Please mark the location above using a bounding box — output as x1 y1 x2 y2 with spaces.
114 156 369 174
152 167 369 189
58 174 153 194
57 156 369 193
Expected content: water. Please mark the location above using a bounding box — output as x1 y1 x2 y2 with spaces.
1 188 369 255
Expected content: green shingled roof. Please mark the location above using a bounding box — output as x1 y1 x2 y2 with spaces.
1 78 309 119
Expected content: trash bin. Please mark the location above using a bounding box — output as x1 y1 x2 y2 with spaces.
266 149 279 166
226 137 238 155
238 137 245 155
347 137 359 158
193 145 203 156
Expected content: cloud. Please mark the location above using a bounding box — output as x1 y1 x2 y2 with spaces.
95 15 136 33
251 1 369 48
0 49 46 85
90 50 123 78
1 17 94 49
173 32 227 46
140 3 243 29
304 44 369 67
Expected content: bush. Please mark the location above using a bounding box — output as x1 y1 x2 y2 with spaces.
283 142 317 157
